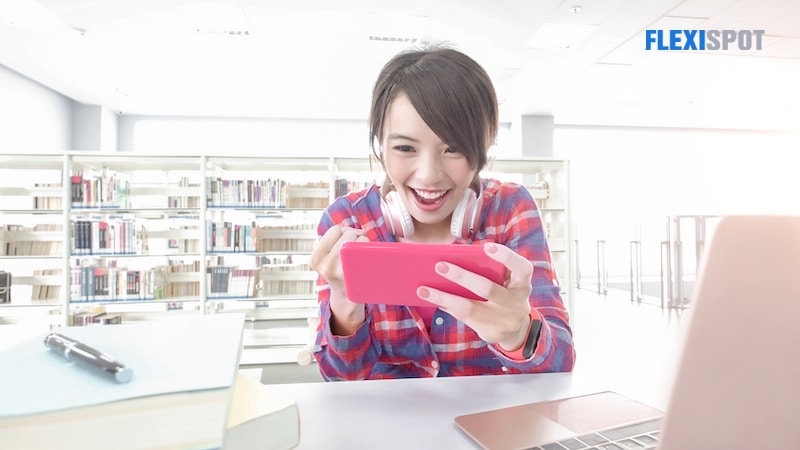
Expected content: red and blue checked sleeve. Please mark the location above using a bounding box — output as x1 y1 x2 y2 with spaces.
312 186 394 380
481 181 576 372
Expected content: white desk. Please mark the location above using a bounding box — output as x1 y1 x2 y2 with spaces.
268 293 686 449
271 369 672 450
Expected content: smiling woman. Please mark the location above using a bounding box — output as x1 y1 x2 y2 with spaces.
308 43 576 381
379 92 479 242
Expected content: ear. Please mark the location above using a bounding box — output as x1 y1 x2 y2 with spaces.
470 173 481 193
380 177 393 196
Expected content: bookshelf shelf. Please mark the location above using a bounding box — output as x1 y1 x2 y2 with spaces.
0 152 572 367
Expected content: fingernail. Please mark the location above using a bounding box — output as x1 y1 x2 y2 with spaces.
417 287 430 299
435 262 449 274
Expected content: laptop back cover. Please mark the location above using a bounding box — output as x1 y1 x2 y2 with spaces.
659 215 800 449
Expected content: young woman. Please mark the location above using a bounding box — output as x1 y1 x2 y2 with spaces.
309 44 575 380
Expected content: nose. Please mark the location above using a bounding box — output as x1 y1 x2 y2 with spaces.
413 149 444 185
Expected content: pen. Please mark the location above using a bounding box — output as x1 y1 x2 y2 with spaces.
44 332 134 384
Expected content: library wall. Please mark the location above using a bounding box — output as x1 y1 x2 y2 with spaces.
555 125 800 279
0 65 73 151
72 104 120 152
118 115 518 158
118 115 371 157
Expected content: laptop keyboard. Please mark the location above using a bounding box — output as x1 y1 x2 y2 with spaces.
529 417 662 450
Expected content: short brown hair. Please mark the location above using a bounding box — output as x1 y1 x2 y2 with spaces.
369 43 499 172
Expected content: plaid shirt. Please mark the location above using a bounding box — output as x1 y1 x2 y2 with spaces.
313 179 575 380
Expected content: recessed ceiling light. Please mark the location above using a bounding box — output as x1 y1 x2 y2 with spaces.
368 36 417 43
178 3 250 36
525 22 599 50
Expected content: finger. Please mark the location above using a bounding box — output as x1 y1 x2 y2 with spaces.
416 286 479 320
316 225 344 252
431 260 501 302
315 226 365 254
330 227 365 254
483 243 533 289
310 226 344 270
324 227 368 280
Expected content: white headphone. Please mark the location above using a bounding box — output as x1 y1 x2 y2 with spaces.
379 182 483 239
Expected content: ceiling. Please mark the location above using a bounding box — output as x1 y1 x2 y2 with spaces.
1 0 799 131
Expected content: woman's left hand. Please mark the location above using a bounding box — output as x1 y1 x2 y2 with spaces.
416 242 533 350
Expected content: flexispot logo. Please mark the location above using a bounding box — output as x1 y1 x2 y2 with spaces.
645 29 765 50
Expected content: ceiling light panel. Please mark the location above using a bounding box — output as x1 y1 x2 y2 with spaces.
525 22 600 50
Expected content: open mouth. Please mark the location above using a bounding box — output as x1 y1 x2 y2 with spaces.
410 187 449 208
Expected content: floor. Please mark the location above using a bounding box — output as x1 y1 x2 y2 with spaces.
260 287 691 402
569 287 689 409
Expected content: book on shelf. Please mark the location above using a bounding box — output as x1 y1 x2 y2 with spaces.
167 176 201 209
208 265 233 297
224 372 301 450
253 222 316 253
229 268 258 298
333 178 374 198
1 223 63 256
72 219 138 255
286 181 328 209
70 168 131 209
31 268 62 300
69 263 170 302
206 177 288 209
207 221 256 253
33 182 63 210
70 172 83 207
71 306 122 326
0 313 246 450
164 260 201 298
0 271 10 303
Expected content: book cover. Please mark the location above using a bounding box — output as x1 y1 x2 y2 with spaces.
225 372 301 450
0 313 246 449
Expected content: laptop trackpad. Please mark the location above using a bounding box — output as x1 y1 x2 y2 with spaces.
455 391 663 450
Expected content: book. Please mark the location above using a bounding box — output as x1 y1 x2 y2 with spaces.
225 372 301 450
0 313 246 449
0 270 10 303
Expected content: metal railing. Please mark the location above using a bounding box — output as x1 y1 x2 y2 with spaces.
629 240 642 303
596 240 607 295
575 215 721 310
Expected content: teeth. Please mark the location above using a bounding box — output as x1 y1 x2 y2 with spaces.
412 188 447 200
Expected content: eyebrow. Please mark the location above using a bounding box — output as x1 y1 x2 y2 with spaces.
385 133 421 143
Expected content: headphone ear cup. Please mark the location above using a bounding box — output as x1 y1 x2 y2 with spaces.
450 188 480 239
381 191 415 238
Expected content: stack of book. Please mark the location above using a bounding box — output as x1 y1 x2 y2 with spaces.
0 313 300 449
225 372 301 450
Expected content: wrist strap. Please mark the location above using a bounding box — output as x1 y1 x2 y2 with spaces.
496 311 542 361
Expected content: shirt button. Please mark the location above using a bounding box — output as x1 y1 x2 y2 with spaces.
434 317 444 326
431 360 439 369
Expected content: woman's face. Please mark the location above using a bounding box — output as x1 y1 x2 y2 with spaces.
381 93 476 235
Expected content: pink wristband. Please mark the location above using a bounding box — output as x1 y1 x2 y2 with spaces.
496 311 541 361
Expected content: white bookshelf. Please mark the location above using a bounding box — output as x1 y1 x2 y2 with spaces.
0 152 572 368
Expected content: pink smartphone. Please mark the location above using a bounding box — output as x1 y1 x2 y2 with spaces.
339 241 507 307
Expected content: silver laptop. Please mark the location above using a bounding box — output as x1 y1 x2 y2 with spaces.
455 215 800 450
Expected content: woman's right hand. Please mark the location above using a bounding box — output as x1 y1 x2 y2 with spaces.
310 226 369 335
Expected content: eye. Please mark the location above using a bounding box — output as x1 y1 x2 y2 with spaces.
394 145 415 153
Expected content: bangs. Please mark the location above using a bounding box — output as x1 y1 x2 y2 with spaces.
369 45 498 172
